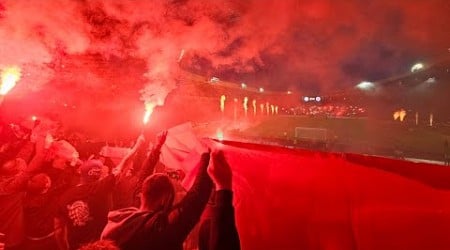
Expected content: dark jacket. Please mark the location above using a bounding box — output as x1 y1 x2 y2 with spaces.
101 153 212 250
199 190 241 250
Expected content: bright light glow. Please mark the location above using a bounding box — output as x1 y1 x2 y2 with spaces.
259 87 264 93
177 49 185 62
287 91 292 94
315 96 321 102
143 99 162 124
303 96 309 102
425 77 436 83
143 110 151 124
243 97 248 116
411 63 424 72
210 77 220 83
1 66 21 95
393 109 406 122
399 109 406 122
31 116 37 121
252 99 257 116
356 81 375 90
241 83 247 89
220 95 226 113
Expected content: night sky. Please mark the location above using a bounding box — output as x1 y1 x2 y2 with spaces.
0 0 449 105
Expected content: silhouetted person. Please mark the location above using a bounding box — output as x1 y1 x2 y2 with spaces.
101 151 213 250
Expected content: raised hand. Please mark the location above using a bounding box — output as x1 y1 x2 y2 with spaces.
208 150 232 191
156 130 168 149
135 134 146 147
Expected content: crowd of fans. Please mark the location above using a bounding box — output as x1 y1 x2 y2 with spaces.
281 104 367 117
0 119 240 250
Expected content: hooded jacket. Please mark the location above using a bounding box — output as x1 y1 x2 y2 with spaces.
101 153 212 250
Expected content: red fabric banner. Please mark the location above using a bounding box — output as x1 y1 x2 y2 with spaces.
211 140 450 250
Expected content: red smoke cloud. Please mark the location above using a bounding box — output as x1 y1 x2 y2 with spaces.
0 0 448 134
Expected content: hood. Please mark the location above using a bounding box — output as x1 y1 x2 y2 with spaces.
101 207 153 246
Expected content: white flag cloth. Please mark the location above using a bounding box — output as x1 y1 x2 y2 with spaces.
159 122 208 189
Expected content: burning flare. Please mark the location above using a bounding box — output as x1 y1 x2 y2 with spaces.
243 97 248 117
220 95 226 113
1 66 21 95
143 101 161 124
393 109 406 122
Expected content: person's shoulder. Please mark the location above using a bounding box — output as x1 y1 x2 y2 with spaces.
143 211 168 232
58 185 87 205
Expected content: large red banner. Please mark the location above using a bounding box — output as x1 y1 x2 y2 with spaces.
212 140 450 250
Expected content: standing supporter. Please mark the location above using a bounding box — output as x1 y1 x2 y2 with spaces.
112 132 166 209
0 137 47 249
101 150 213 250
41 140 80 195
55 159 116 250
23 173 58 250
131 131 168 207
54 134 147 250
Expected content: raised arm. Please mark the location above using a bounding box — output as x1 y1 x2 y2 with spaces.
113 134 146 176
136 131 167 185
166 151 213 241
1 135 47 193
207 151 241 250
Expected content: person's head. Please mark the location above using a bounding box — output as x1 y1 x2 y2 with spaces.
140 173 175 212
0 158 27 177
79 159 103 184
27 173 51 194
48 140 79 169
51 155 69 169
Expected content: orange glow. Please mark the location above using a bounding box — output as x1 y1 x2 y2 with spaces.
32 115 37 121
0 66 21 95
393 109 406 122
143 110 151 124
243 97 248 117
393 111 400 121
252 99 257 116
399 109 406 122
220 95 226 113
143 100 162 124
